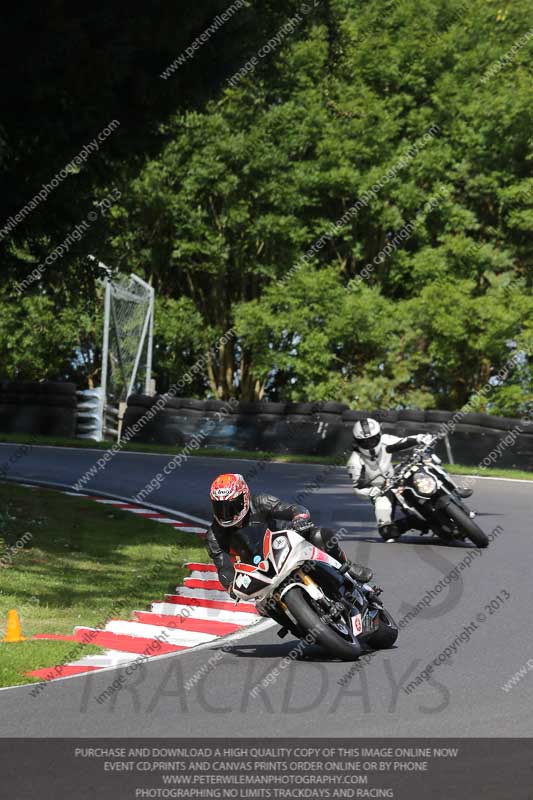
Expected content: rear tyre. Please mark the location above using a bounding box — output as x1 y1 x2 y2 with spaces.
283 586 362 661
445 502 489 548
365 608 398 650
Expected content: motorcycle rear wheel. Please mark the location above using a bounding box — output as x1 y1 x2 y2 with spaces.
283 586 362 661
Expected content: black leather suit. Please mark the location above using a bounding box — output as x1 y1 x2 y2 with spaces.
206 493 345 589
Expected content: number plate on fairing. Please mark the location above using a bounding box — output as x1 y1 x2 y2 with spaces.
351 614 363 636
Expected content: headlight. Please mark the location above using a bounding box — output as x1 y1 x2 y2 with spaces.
412 472 437 495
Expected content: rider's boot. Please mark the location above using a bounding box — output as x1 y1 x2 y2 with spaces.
319 530 373 584
340 560 373 583
378 522 402 542
443 475 473 499
400 515 430 535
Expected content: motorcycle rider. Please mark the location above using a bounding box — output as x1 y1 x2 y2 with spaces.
347 418 473 542
207 473 373 600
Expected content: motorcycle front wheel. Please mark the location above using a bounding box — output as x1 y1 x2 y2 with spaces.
445 501 489 548
419 501 489 548
283 586 362 661
365 608 399 650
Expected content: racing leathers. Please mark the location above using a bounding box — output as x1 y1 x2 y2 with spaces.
347 433 470 540
206 493 372 593
347 433 432 539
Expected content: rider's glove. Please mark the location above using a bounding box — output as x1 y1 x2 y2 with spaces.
292 515 313 533
227 582 238 600
368 486 382 500
416 434 433 446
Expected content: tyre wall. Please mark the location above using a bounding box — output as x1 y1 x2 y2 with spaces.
122 397 533 470
0 380 78 438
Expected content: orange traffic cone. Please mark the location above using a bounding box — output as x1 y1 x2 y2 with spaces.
3 609 26 642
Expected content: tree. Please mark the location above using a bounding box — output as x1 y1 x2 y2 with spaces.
2 0 532 413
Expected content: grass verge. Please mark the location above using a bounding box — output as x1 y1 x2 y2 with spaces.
0 640 103 689
0 432 531 481
0 483 207 687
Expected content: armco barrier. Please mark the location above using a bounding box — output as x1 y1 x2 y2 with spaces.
0 380 77 438
122 396 533 470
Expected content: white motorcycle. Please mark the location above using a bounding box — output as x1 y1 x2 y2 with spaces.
232 526 398 661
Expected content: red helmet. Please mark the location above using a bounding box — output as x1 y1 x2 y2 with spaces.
210 473 251 528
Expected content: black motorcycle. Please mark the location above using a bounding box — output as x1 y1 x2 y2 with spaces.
380 437 489 548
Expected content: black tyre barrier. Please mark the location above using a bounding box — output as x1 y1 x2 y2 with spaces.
126 394 162 409
315 412 343 423
460 412 493 428
123 407 195 428
420 421 449 433
0 381 78 437
0 404 76 437
322 401 349 414
445 423 497 436
0 380 76 397
161 396 183 411
450 430 533 471
341 409 400 424
175 408 206 417
371 409 400 423
11 393 78 408
476 414 528 432
235 402 266 415
425 410 454 423
398 409 426 422
179 397 207 411
122 410 149 430
205 399 226 412
252 413 288 423
0 404 16 431
132 425 186 447
122 394 533 469
235 401 288 415
0 381 33 393
341 410 368 422
36 382 77 396
287 402 319 415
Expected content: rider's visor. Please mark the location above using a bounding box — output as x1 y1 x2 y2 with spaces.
212 494 245 522
356 434 381 450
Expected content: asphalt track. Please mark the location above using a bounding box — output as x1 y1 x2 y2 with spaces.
0 442 531 737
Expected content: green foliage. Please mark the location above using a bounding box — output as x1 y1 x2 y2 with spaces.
0 288 102 385
153 296 205 393
2 0 532 413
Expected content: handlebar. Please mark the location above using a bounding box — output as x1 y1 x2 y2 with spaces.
380 436 438 494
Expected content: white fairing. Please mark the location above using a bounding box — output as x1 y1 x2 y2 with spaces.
232 528 341 602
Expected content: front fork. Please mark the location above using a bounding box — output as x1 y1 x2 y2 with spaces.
395 488 453 537
296 570 372 634
278 570 353 631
